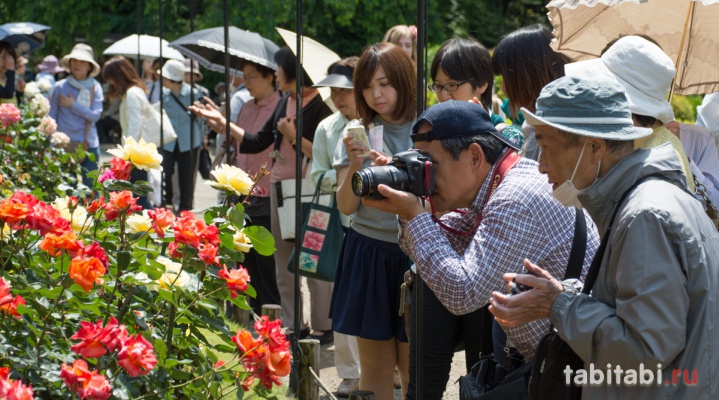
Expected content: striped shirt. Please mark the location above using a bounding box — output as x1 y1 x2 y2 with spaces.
398 152 600 359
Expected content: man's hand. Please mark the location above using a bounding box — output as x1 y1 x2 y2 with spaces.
58 93 75 108
488 259 563 327
369 149 392 166
361 184 425 220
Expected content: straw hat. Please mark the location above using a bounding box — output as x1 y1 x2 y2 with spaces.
60 44 101 78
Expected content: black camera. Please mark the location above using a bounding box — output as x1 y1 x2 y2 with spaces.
351 150 435 200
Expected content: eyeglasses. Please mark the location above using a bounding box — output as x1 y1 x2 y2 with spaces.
427 79 473 93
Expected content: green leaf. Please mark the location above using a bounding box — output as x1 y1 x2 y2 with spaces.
117 251 132 272
243 225 275 256
154 339 168 365
228 204 245 229
219 232 235 250
236 387 245 400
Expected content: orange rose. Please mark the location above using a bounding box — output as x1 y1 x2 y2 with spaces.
266 348 291 377
0 199 30 225
147 207 175 238
59 359 92 393
69 257 106 292
39 232 80 257
117 334 157 377
0 294 24 318
218 265 250 298
77 371 111 400
232 329 262 357
103 191 141 221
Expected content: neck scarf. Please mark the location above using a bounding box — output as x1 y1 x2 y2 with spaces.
66 76 95 108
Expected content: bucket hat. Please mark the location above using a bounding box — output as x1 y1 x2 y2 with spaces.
521 75 652 141
183 58 203 81
411 100 522 151
564 35 676 124
159 59 185 83
37 55 64 74
313 64 354 89
60 44 101 77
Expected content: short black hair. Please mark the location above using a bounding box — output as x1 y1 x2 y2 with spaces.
431 37 493 109
440 134 506 164
274 46 313 86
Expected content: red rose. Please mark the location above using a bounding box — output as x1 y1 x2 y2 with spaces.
118 334 157 377
147 207 175 238
218 265 250 298
109 157 132 181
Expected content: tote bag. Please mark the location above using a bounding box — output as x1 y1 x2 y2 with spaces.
138 100 177 147
276 178 331 241
287 173 343 282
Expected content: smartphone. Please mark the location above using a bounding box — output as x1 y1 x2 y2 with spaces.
347 126 371 157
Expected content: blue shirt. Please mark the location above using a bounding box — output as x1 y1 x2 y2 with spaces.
48 79 103 148
161 83 203 152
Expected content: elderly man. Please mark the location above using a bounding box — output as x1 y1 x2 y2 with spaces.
490 76 719 399
364 100 599 399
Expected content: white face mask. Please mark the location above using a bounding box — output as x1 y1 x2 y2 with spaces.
552 139 589 209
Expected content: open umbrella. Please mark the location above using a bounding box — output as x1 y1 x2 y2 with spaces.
275 27 341 100
0 22 50 54
103 34 185 61
169 26 279 75
547 0 719 95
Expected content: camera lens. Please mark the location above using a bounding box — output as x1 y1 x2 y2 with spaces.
351 166 410 200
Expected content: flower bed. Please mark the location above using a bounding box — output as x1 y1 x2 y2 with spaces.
0 98 287 399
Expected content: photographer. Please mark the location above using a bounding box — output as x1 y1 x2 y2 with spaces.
362 101 599 399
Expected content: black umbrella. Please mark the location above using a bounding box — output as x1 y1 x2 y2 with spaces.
169 26 279 75
0 22 51 54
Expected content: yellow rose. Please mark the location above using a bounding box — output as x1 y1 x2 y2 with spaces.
108 137 163 171
126 210 153 234
156 256 191 289
1 223 12 241
207 164 254 196
52 197 92 234
232 229 253 253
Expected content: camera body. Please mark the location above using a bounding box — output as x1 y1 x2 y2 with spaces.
351 150 435 200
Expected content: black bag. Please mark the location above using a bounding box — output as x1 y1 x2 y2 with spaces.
459 208 587 400
198 148 212 180
529 176 660 400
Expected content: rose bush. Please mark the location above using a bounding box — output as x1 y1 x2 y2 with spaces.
0 99 288 399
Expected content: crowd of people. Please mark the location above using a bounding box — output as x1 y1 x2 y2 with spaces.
2 20 719 400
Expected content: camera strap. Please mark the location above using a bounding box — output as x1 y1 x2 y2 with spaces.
427 149 520 236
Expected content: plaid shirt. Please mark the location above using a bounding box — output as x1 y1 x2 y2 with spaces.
398 153 600 359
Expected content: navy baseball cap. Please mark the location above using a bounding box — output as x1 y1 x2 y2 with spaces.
411 101 522 151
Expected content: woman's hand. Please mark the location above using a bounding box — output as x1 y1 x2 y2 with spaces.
189 103 226 132
343 131 367 171
277 116 297 143
58 93 75 108
4 53 14 71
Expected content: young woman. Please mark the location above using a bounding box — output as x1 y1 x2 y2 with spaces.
491 24 568 161
101 56 151 209
309 56 361 397
190 47 333 341
49 44 104 188
383 25 417 63
331 43 416 400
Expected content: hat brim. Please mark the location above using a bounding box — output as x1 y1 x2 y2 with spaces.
184 68 203 81
565 59 675 124
521 107 653 141
60 54 101 78
313 73 353 89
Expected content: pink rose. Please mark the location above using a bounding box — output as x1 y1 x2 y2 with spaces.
0 104 21 129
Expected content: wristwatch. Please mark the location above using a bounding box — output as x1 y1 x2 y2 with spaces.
561 278 583 295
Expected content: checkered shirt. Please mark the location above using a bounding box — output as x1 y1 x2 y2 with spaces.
398 153 600 359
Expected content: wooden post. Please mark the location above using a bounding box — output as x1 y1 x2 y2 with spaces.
298 339 320 400
261 304 282 321
349 391 374 400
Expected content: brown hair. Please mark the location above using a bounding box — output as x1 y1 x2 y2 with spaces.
491 24 568 117
101 56 147 99
353 43 416 127
383 25 417 62
327 56 359 75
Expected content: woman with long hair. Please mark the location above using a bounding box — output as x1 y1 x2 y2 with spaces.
383 25 417 63
491 24 568 161
331 43 416 399
101 56 151 208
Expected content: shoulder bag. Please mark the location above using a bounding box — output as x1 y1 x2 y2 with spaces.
459 208 587 400
286 172 343 281
529 174 663 400
139 95 177 147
